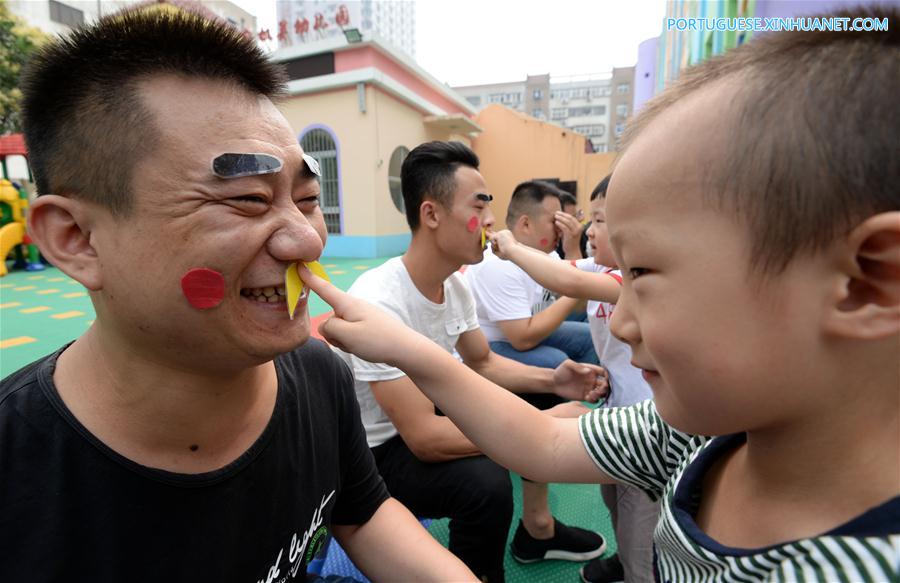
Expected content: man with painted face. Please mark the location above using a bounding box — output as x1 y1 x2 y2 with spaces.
465 181 599 382
0 12 475 582
334 141 609 582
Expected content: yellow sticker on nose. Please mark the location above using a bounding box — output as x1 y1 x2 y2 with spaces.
481 227 486 249
286 263 303 320
307 260 331 282
285 261 331 320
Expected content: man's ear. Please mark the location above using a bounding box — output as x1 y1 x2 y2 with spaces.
420 200 439 230
825 211 900 340
515 213 530 234
27 195 103 291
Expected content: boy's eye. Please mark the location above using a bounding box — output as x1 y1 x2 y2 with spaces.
628 267 648 279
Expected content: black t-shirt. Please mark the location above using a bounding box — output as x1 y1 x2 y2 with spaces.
0 340 389 582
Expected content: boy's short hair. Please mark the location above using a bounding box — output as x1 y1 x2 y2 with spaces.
21 11 287 216
401 141 480 231
622 6 899 274
590 175 611 201
506 180 561 229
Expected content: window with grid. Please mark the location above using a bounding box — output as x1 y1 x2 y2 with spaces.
300 128 342 234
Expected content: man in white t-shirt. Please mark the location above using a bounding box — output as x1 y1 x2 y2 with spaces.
465 182 598 410
335 141 609 582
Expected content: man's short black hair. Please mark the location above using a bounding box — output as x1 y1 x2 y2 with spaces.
506 181 561 229
21 10 287 216
558 191 577 208
590 175 611 201
400 141 480 231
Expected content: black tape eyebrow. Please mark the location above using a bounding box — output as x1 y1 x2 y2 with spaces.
212 153 284 179
475 193 493 202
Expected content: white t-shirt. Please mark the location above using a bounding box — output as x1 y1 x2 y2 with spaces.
574 258 652 408
464 247 556 343
333 257 480 447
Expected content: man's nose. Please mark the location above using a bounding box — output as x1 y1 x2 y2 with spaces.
482 208 496 229
266 208 324 263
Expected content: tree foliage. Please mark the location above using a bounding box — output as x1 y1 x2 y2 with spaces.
0 1 48 134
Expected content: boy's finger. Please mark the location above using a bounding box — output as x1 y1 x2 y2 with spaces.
318 316 347 350
297 263 347 311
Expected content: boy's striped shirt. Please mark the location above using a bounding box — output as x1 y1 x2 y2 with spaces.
579 401 900 582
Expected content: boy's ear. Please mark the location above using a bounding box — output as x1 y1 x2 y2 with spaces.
26 195 103 291
825 211 900 340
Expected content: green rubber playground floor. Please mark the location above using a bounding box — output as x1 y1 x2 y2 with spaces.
1 256 615 582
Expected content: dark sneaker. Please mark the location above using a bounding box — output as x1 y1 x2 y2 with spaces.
509 518 606 563
580 554 624 583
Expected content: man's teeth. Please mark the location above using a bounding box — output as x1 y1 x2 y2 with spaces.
241 286 299 303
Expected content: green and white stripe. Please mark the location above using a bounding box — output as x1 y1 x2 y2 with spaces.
579 401 900 582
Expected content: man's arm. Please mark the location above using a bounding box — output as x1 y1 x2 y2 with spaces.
333 498 477 582
492 230 620 302
370 376 480 462
456 327 605 403
496 295 581 351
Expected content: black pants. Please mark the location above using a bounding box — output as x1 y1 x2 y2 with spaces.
371 435 513 582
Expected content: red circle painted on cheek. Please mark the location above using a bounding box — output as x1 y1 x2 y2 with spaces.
181 268 225 309
466 216 479 233
540 238 549 247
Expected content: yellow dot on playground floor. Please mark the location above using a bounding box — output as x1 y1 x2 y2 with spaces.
0 283 13 288
68 281 80 286
26 275 45 280
330 270 347 275
352 265 370 270
0 337 37 349
62 292 86 298
47 278 66 282
36 289 60 295
0 302 23 309
51 311 85 319
323 264 337 268
20 306 50 314
13 286 36 291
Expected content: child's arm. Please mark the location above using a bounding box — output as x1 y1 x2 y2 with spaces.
299 265 616 485
490 230 620 303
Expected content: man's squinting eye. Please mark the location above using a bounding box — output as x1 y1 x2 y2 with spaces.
296 195 320 210
232 194 268 205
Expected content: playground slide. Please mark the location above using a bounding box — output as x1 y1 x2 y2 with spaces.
0 221 25 277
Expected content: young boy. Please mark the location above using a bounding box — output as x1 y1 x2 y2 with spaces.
491 175 659 582
301 8 899 581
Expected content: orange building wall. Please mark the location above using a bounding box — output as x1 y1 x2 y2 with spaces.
472 104 616 226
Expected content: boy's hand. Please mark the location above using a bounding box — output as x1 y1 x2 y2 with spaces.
489 230 519 260
298 264 414 365
552 360 609 403
544 401 592 419
555 211 584 257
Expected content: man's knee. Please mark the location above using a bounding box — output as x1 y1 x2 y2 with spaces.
464 459 513 519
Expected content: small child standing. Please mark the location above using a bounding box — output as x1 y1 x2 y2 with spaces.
489 174 658 583
301 8 900 581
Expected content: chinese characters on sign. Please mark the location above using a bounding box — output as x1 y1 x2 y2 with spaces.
264 3 357 46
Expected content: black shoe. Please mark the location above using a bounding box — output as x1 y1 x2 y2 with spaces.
509 518 606 563
580 554 624 583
